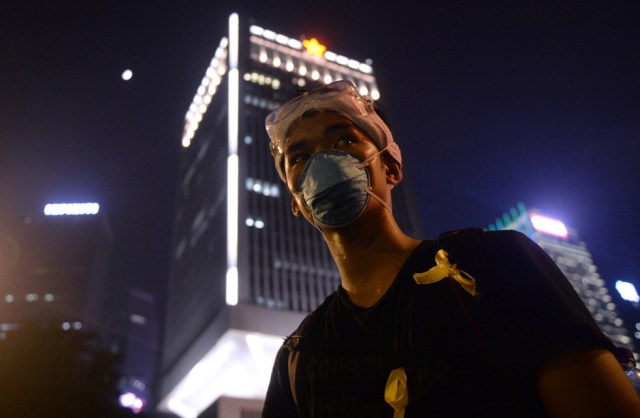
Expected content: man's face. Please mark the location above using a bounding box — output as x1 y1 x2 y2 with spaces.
283 111 389 223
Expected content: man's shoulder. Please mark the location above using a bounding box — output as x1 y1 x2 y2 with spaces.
285 291 338 351
436 226 526 243
435 227 532 254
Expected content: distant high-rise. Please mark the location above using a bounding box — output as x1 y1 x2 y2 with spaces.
488 202 634 353
0 202 112 332
107 288 159 413
158 13 422 418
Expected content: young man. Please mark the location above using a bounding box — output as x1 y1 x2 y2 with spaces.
261 80 640 417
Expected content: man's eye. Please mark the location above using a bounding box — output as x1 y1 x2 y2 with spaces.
289 153 309 165
336 137 355 147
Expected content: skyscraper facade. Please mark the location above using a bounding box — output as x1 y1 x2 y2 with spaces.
488 202 634 354
158 13 422 418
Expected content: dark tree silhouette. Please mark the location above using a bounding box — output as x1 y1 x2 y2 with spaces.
0 321 144 418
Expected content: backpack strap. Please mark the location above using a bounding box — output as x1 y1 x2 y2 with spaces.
284 323 308 417
287 345 302 415
285 294 334 417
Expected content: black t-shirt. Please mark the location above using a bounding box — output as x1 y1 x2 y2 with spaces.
262 229 615 418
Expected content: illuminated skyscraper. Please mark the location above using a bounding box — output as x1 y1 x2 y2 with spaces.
488 203 634 353
158 13 422 418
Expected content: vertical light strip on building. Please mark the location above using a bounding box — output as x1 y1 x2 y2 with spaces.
226 13 240 305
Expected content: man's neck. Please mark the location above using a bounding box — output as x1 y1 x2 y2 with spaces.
322 212 421 308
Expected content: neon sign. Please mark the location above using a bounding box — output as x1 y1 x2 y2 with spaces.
529 214 568 238
44 203 100 216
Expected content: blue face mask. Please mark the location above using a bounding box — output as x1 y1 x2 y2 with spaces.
296 149 390 228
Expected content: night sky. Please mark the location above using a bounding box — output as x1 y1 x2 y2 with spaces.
2 1 639 312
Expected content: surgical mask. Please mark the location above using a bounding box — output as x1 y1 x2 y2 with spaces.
296 148 391 228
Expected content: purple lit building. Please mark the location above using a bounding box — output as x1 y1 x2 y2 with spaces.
488 202 634 353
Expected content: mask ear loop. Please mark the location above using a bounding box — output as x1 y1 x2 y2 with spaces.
356 147 393 214
292 190 325 232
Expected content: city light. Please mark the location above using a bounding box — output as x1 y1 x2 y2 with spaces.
227 13 240 306
529 214 568 238
616 281 640 303
119 392 145 414
121 69 133 81
44 202 100 216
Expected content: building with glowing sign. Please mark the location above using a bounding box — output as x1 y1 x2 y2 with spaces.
488 203 634 354
157 13 422 418
0 203 113 334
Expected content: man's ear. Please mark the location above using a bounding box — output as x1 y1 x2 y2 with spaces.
291 196 302 217
383 154 403 186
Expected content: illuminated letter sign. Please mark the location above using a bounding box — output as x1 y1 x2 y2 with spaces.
44 203 100 216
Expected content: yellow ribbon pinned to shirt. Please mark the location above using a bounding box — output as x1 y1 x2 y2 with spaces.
413 249 478 297
385 367 409 418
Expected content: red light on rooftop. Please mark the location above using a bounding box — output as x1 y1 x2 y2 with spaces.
303 38 326 57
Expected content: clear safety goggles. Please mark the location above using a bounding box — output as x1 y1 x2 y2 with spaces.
265 80 375 161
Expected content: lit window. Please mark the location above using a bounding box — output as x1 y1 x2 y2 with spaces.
130 314 147 325
249 25 263 36
133 379 146 390
348 59 360 70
